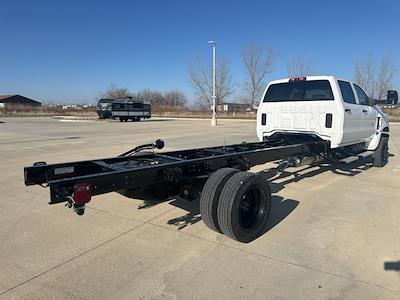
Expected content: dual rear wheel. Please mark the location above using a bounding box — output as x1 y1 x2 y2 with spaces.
200 168 272 243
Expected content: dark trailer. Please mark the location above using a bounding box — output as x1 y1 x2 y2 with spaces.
111 98 151 122
24 136 328 242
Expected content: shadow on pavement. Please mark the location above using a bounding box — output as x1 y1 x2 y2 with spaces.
167 198 201 230
264 196 299 232
101 118 173 123
267 159 373 194
121 158 377 237
384 261 400 272
165 195 300 232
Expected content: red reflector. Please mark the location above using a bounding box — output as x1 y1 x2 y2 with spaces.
289 76 307 82
74 183 92 205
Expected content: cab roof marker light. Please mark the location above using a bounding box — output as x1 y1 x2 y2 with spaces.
289 77 307 82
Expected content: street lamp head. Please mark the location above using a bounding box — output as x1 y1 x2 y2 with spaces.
208 40 216 45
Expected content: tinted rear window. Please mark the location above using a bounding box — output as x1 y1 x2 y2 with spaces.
263 80 334 102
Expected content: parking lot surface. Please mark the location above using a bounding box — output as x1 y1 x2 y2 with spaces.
0 117 399 299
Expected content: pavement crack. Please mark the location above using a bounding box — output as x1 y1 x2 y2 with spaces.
0 222 144 296
0 206 177 297
147 222 400 293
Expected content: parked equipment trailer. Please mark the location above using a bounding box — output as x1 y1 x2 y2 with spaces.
111 98 151 122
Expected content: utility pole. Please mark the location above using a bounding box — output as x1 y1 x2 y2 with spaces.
208 40 217 126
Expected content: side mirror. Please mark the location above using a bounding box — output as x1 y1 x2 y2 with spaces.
368 97 376 106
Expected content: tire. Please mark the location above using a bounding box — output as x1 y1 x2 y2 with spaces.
119 118 123 122
217 171 271 243
200 168 239 233
373 135 389 167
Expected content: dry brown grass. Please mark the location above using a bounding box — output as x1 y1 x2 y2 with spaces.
0 105 97 117
381 107 400 122
152 110 256 119
149 104 257 119
2 104 398 122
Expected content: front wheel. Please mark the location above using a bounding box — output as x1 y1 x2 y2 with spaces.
217 171 271 243
373 135 389 167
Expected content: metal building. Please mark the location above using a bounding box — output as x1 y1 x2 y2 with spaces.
0 95 41 108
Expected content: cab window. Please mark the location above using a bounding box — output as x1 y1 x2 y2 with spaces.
263 80 334 102
354 84 369 105
338 80 356 104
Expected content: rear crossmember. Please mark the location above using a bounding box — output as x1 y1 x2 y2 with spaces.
24 137 328 240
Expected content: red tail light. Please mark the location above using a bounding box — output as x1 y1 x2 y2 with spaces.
74 183 92 205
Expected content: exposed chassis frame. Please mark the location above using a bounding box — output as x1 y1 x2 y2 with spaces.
24 137 329 206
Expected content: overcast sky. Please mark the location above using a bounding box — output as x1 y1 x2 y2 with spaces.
0 0 399 104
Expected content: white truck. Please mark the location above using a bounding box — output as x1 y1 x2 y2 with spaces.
24 75 390 243
257 76 389 167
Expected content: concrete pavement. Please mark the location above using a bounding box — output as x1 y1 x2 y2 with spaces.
0 117 399 299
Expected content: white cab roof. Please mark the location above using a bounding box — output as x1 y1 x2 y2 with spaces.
268 76 338 85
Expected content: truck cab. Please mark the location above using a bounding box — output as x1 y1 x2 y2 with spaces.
96 98 114 119
256 76 389 152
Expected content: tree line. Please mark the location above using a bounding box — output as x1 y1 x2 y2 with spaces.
189 47 398 108
101 83 187 107
99 45 398 109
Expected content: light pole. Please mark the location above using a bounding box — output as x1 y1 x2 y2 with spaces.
208 40 217 126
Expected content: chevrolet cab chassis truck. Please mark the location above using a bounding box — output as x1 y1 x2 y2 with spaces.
24 76 389 243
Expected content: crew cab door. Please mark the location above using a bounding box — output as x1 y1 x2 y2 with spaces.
338 80 363 144
353 84 376 141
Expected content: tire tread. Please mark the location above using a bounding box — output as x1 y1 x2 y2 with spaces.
217 172 254 241
373 136 389 167
200 168 239 232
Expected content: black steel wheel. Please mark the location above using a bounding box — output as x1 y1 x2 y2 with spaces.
200 168 239 233
217 171 271 242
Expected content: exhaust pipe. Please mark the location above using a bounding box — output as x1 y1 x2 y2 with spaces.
262 155 324 179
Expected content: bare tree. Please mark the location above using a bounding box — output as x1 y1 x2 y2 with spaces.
242 44 274 106
376 54 397 100
354 53 397 99
164 90 187 107
136 89 187 107
287 56 313 77
189 57 234 110
103 83 132 99
355 54 376 97
136 89 164 105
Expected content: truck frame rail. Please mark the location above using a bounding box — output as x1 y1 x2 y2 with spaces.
25 136 328 206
